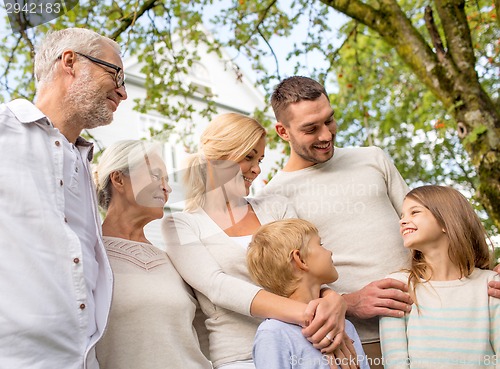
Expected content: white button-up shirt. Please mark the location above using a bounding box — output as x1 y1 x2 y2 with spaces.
0 99 113 369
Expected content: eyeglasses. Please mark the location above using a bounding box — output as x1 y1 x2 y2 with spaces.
61 51 125 89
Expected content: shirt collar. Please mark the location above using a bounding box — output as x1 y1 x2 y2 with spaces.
6 99 49 125
7 99 94 161
75 136 95 161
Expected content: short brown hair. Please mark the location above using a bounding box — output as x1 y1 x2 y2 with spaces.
271 76 329 123
247 219 319 297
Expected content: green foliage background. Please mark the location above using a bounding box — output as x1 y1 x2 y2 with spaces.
0 0 498 239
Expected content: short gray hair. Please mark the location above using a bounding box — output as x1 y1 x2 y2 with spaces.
34 28 121 87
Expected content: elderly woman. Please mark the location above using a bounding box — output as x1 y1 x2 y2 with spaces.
163 113 355 369
93 140 211 369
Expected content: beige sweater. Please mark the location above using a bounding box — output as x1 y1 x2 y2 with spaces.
95 237 212 369
260 146 410 343
162 196 296 368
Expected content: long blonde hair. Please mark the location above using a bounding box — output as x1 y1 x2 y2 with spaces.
184 113 266 211
406 185 491 303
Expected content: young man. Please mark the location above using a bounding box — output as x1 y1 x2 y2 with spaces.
259 76 411 368
0 28 127 369
247 219 369 369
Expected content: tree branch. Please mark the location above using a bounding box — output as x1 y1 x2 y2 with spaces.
18 29 35 61
1 36 22 83
319 0 381 30
496 0 500 27
109 0 159 40
240 0 278 46
257 26 280 79
433 0 476 77
324 23 357 75
319 0 454 107
424 5 446 62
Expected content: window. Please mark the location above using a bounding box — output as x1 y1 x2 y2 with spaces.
138 114 171 140
189 61 213 96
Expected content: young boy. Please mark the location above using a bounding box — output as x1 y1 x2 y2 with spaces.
247 219 369 369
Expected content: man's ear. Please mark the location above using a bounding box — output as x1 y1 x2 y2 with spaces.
275 122 290 142
109 171 126 193
291 249 309 272
59 50 77 76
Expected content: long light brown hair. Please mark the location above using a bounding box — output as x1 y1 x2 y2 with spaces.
405 185 492 303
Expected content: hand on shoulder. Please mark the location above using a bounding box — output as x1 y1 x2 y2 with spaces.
342 278 413 319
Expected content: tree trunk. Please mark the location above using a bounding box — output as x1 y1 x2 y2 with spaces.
320 0 500 229
496 0 500 27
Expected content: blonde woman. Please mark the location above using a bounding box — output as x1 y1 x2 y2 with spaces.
162 113 355 369
93 140 211 369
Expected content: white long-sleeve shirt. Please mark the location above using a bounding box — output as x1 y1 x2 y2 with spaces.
0 99 113 369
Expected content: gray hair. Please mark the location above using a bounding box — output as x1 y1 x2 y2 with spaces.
93 140 159 210
34 28 121 87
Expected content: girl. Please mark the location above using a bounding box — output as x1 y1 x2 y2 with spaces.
380 185 500 368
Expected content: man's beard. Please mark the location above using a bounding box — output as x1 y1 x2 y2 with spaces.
63 71 114 130
290 140 334 165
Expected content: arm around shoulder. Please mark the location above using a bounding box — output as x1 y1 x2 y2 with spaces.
161 213 261 316
342 276 411 320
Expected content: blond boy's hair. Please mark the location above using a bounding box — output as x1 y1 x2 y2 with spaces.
247 219 319 297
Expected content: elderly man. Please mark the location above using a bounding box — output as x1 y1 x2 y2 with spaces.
0 28 127 369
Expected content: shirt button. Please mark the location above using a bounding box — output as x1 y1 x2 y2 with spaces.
79 304 86 310
73 258 80 264
75 166 79 173
55 141 60 147
64 217 68 223
59 179 64 186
